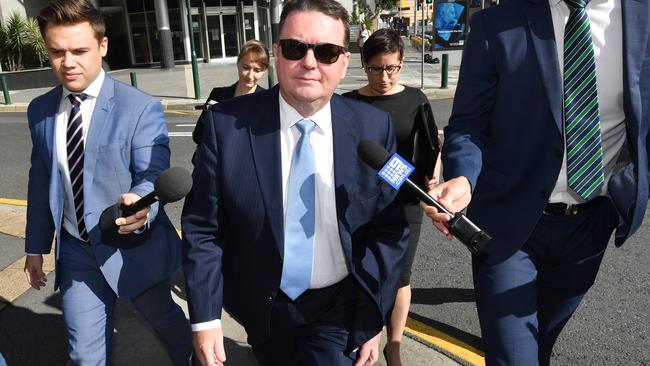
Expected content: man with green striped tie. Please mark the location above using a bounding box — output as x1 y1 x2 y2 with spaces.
422 0 650 364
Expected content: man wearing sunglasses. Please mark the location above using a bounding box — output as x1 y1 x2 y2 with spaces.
182 1 410 365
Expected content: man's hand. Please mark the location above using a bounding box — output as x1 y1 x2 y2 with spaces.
422 176 472 240
354 332 381 366
193 328 226 366
24 255 46 290
115 193 150 235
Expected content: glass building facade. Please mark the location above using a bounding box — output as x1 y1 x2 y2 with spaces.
98 0 271 68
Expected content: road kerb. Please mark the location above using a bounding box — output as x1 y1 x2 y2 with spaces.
405 317 485 366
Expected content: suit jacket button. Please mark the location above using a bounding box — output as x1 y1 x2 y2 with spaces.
266 296 273 302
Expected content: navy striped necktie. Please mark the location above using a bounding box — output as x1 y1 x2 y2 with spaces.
67 93 89 241
564 0 604 201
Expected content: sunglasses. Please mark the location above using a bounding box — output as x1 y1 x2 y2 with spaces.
279 39 347 64
364 65 402 75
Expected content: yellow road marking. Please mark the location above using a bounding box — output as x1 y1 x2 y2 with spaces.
0 198 27 206
405 317 485 366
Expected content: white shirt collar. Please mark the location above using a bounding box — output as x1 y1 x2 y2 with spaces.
278 93 332 135
62 69 105 101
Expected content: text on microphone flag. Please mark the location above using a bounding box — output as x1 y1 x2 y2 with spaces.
377 153 414 189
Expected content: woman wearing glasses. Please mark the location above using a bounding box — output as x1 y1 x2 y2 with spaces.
192 40 269 164
344 28 441 366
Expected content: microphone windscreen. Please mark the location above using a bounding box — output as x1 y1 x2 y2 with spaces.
154 166 193 203
358 140 391 170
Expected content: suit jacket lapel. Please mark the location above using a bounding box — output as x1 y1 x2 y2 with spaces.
331 95 360 260
249 86 284 255
45 87 63 257
527 0 564 133
621 0 649 140
84 75 115 197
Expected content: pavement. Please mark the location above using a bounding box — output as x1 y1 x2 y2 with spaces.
0 41 459 113
0 42 473 366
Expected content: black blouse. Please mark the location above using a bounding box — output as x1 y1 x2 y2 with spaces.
343 86 439 203
192 82 265 146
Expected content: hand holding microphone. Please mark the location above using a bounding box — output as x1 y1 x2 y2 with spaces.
358 140 491 255
115 192 152 235
100 166 193 233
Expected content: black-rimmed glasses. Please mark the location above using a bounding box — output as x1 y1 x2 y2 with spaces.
364 65 402 75
279 39 347 64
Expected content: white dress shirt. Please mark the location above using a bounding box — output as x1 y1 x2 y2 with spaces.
56 70 106 241
278 94 349 290
548 0 626 204
192 94 350 332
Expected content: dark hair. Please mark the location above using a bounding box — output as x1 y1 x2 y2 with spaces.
38 0 105 41
238 40 270 70
362 28 404 65
279 0 350 48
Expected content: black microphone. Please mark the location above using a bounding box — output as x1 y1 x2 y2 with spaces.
99 166 193 232
357 140 491 255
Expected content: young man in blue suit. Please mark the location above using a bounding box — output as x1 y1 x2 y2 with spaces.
425 0 650 364
22 1 192 365
182 1 410 365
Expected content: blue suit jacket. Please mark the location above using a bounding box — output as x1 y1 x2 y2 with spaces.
182 86 409 348
443 0 650 263
25 75 182 298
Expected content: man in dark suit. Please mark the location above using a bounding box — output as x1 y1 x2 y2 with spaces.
181 1 409 365
425 0 650 364
23 1 191 364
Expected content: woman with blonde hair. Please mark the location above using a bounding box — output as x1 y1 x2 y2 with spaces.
192 40 270 163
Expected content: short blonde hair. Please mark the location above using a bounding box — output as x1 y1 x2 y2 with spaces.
237 40 270 71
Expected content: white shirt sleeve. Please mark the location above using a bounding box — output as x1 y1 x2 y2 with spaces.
191 319 222 332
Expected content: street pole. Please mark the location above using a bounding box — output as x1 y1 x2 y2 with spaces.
185 0 201 99
154 0 174 69
421 1 424 89
413 3 417 36
271 0 283 48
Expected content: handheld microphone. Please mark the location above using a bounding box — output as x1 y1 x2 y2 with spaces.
99 166 193 232
357 140 491 255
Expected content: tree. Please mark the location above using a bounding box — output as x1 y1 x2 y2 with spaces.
25 17 47 68
0 12 47 71
374 0 399 14
352 2 360 24
358 0 398 29
3 12 29 71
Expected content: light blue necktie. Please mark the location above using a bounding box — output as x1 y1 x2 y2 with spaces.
280 119 316 300
564 0 604 200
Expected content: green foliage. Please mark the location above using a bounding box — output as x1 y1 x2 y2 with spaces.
374 0 399 14
352 3 360 24
364 16 373 30
25 17 47 68
0 12 48 71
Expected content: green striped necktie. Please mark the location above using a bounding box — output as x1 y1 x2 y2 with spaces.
564 0 604 201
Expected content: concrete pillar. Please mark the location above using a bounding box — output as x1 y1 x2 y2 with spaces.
271 0 283 47
154 0 175 69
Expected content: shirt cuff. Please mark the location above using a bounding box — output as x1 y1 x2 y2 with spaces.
191 319 222 332
133 220 150 235
26 253 42 256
